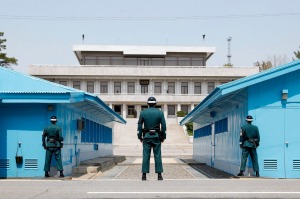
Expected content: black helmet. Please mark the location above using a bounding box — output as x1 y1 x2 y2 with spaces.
246 115 253 122
50 116 57 122
147 97 157 105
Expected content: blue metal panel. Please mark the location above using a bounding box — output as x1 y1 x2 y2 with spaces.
0 104 47 178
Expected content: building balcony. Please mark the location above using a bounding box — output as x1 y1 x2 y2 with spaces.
95 92 207 104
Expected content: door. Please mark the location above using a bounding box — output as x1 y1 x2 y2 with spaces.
284 108 300 178
1 107 46 178
255 108 285 178
211 123 215 167
255 108 300 178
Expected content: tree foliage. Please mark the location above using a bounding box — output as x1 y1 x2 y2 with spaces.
254 61 273 72
0 32 18 68
293 46 300 60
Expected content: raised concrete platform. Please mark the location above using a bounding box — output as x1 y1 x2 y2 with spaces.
72 156 126 179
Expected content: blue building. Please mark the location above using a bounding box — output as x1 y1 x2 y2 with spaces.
180 60 300 178
0 67 126 178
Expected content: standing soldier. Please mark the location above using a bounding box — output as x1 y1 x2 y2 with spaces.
42 116 64 178
237 115 260 177
137 97 166 180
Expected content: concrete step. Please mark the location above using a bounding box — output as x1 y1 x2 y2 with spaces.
72 156 126 176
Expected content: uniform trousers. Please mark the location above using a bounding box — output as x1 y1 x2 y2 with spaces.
142 138 163 173
240 147 259 172
44 147 63 172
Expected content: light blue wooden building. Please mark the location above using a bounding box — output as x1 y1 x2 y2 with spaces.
0 67 126 178
180 60 300 178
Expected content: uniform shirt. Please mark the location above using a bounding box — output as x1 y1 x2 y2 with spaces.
137 107 166 139
42 123 63 148
239 123 260 148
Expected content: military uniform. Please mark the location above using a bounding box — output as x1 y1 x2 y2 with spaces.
137 98 166 180
42 116 64 177
238 115 260 176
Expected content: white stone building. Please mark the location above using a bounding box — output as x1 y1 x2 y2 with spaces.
28 45 259 120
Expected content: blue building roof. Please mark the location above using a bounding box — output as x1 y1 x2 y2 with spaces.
0 67 126 124
180 59 300 125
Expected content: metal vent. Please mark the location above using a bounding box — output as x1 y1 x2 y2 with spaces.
264 159 277 170
25 159 38 169
293 160 300 170
0 159 10 169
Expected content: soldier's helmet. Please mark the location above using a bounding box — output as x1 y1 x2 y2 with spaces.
50 116 57 122
147 97 157 105
245 115 253 122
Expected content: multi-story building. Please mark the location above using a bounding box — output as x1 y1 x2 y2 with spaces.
28 45 259 120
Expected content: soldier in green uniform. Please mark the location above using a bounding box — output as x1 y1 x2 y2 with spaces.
237 115 260 177
42 116 64 178
137 97 166 181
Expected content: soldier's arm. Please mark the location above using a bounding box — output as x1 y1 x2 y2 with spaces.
42 129 47 149
58 127 64 148
256 127 260 146
239 127 245 147
160 112 167 139
137 112 144 140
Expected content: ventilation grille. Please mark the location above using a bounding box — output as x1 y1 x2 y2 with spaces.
0 159 10 169
293 160 300 170
25 159 38 169
264 159 278 170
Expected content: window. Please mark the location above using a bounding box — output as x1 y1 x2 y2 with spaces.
181 82 188 94
168 105 176 116
114 82 121 93
207 82 215 93
181 105 189 114
127 82 135 94
167 82 175 94
73 81 81 90
100 81 108 93
139 58 149 65
194 82 201 94
151 58 164 66
87 81 94 93
59 81 67 86
178 57 190 66
125 58 138 65
127 105 136 118
192 57 205 66
84 56 97 65
165 57 177 66
154 82 162 94
98 57 110 65
141 85 148 94
111 57 123 65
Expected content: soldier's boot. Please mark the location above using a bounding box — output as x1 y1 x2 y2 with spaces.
237 171 244 176
45 171 50 178
59 171 64 178
142 173 146 181
158 173 163 180
255 171 260 177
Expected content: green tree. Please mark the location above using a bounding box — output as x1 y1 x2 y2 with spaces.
293 46 300 60
254 61 273 72
0 32 18 68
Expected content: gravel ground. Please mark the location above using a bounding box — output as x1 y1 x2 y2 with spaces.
115 164 197 180
99 157 235 180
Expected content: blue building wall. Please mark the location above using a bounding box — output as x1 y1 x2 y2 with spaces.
248 70 300 178
193 97 248 175
192 66 300 178
0 102 116 178
0 103 48 177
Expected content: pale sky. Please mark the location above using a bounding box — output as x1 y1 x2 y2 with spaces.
1 0 300 73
